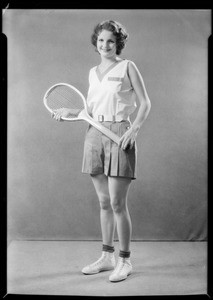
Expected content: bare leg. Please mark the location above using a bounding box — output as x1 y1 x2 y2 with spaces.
108 177 132 252
91 174 116 247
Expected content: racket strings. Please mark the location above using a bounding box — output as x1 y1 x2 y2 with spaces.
50 88 82 109
54 88 83 110
46 85 85 117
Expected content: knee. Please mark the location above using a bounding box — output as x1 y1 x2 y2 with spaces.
111 197 125 214
99 194 111 210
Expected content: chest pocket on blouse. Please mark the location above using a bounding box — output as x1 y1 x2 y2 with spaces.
106 77 123 92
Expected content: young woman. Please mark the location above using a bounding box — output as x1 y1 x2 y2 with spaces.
53 20 151 282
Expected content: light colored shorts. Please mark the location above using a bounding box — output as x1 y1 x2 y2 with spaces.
82 121 137 180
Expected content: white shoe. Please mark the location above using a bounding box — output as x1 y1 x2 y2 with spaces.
82 251 116 274
109 257 132 282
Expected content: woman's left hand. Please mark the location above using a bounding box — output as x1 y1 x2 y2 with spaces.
119 126 139 150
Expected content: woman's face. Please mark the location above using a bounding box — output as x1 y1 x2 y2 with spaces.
96 30 117 59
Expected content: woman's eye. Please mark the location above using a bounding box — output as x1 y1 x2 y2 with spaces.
98 38 115 44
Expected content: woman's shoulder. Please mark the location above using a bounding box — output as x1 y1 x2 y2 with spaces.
124 59 136 66
88 66 97 78
121 58 133 63
121 59 137 69
88 65 97 74
124 60 140 74
89 65 97 71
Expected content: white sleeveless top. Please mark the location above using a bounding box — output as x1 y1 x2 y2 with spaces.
86 59 137 122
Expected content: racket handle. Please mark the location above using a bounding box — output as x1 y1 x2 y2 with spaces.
86 117 121 145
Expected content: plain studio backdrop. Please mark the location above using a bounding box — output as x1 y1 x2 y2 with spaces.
4 9 210 243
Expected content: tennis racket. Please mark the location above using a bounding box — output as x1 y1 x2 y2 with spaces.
43 83 120 145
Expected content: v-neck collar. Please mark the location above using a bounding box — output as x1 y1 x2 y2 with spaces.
96 59 124 82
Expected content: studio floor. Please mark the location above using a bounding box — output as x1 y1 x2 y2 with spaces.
7 240 207 296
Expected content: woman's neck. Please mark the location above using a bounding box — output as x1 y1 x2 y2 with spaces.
100 56 119 65
99 56 121 70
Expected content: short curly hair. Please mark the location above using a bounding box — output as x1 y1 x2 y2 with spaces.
91 20 129 55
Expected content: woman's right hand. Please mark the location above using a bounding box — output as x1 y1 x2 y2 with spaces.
51 108 69 121
51 108 81 121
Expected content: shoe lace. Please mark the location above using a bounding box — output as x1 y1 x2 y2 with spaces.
90 252 107 267
114 257 125 273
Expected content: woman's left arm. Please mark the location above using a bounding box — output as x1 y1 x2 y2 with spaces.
119 61 151 150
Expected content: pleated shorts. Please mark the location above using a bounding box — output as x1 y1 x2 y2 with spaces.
82 121 137 180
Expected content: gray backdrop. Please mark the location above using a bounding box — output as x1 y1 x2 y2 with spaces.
4 9 210 243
